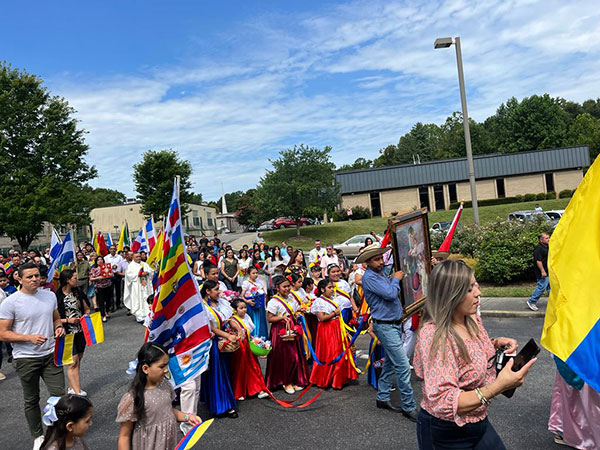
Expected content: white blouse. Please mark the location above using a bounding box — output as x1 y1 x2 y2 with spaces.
266 295 299 316
334 279 353 310
205 298 233 328
234 313 255 334
311 296 340 315
242 279 265 295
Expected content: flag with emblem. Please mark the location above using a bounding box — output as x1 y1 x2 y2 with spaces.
147 178 212 388
131 228 148 253
144 217 157 252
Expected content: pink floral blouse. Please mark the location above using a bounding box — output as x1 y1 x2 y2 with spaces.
414 315 496 426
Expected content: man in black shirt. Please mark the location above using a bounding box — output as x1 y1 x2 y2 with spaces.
527 232 550 311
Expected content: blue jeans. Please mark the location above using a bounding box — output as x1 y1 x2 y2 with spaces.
528 276 550 305
372 322 416 411
417 409 506 449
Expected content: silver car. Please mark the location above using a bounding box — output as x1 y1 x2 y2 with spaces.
334 234 382 259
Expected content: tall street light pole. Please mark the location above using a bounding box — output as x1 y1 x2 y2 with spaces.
434 37 480 226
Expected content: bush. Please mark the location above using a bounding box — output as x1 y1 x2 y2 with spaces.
535 193 547 200
559 189 573 198
474 218 554 284
515 195 524 202
332 205 371 221
523 193 536 201
546 192 556 199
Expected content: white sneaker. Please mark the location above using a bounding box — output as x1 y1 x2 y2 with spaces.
33 436 44 450
237 396 245 401
0 371 6 381
257 391 269 399
527 301 539 311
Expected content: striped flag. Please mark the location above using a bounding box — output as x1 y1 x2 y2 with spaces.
94 231 109 257
80 312 104 346
131 228 148 253
147 178 212 388
438 202 464 253
48 231 76 280
106 232 114 248
49 227 62 262
175 420 214 450
54 334 74 366
147 230 164 267
144 217 156 252
117 222 130 252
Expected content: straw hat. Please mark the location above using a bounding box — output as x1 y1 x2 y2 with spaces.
355 243 391 264
432 250 449 259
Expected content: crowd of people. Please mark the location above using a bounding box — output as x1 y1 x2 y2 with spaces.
0 230 596 450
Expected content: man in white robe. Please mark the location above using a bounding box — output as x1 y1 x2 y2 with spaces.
123 252 154 322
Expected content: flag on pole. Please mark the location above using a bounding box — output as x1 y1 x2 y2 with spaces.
94 231 108 257
117 222 130 252
80 312 105 346
106 232 114 248
147 178 212 388
49 227 62 262
175 419 214 450
48 231 76 280
144 217 157 252
380 230 391 248
131 228 148 253
541 158 600 393
54 334 74 366
147 230 164 267
437 202 464 253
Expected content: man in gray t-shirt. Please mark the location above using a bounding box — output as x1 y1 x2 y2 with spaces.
0 262 66 445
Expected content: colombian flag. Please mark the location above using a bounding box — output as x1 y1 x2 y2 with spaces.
175 420 214 450
541 157 600 393
80 312 104 346
54 334 74 366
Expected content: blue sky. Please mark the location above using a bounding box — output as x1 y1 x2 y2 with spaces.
3 0 599 200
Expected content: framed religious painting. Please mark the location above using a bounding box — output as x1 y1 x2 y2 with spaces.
389 209 432 318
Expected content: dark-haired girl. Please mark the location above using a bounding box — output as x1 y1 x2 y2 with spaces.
289 273 317 358
200 280 239 418
265 276 309 394
229 299 268 400
285 250 307 280
241 266 268 339
56 270 91 396
310 278 358 389
41 394 93 450
117 343 202 450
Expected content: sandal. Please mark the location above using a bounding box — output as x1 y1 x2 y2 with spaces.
102 317 107 322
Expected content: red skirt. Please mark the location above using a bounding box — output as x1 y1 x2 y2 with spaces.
309 318 358 389
266 320 309 390
229 337 266 399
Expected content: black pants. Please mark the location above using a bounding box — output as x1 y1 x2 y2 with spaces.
96 286 113 317
111 275 123 309
417 409 506 450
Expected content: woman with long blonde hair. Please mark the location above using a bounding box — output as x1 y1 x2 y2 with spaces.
414 260 536 449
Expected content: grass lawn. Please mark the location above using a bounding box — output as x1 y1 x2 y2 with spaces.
264 197 571 251
480 283 537 298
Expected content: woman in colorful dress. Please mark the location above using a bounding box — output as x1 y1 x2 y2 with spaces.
240 266 268 339
199 280 239 418
265 275 309 394
229 299 268 401
285 250 307 280
89 256 112 321
309 278 358 389
288 272 318 356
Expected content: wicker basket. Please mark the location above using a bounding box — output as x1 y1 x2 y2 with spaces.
279 321 298 341
218 338 240 353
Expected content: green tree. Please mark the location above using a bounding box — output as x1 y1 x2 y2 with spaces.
254 144 339 236
83 186 127 208
582 98 600 120
0 63 97 249
485 94 569 153
567 113 600 160
374 122 442 167
337 157 373 171
234 189 262 226
437 112 493 158
133 149 193 218
217 191 244 212
188 192 203 205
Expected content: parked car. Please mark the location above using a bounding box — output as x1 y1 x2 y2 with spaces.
272 217 311 229
257 220 274 231
507 210 557 227
334 234 383 259
545 210 565 221
430 221 462 234
246 224 257 232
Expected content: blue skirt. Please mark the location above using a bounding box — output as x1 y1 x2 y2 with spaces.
341 307 353 325
367 338 385 390
248 306 268 340
201 339 237 415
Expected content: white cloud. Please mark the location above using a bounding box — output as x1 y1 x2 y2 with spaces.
45 0 600 200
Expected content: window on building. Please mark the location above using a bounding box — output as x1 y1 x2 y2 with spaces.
448 183 457 204
418 186 430 211
193 217 200 227
496 178 505 198
433 184 445 211
545 173 555 193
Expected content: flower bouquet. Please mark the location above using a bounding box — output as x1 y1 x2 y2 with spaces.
249 336 272 357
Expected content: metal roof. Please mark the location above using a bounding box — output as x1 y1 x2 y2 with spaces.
336 146 590 195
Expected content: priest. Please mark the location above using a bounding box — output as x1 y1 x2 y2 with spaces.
123 252 154 323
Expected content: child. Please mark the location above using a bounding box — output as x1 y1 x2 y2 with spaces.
117 343 202 449
265 275 309 394
310 278 358 389
229 299 268 400
299 277 319 350
41 394 93 450
240 266 268 339
200 280 239 418
288 273 316 358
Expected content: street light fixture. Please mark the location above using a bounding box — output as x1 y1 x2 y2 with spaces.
434 36 480 226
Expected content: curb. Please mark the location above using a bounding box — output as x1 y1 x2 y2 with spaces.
481 310 545 318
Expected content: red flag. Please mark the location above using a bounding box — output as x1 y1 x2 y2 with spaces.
438 203 463 253
96 232 109 256
380 229 391 248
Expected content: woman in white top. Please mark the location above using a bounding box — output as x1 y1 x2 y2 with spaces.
240 266 268 339
237 249 252 286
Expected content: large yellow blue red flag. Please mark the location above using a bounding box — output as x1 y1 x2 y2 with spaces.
54 334 74 366
541 157 600 392
147 178 212 388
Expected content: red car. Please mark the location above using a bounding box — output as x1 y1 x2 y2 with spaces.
272 217 311 229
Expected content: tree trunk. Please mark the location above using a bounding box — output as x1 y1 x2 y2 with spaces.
16 232 35 250
296 220 301 237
